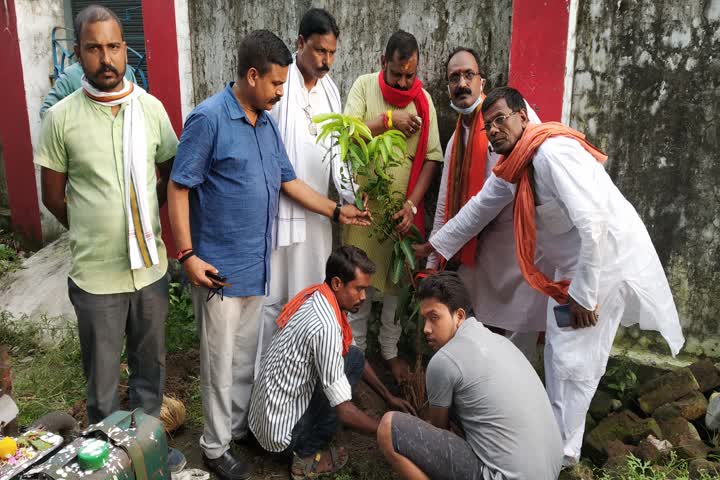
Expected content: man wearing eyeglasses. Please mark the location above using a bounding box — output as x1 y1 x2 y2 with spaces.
417 48 548 359
421 86 684 466
254 8 356 375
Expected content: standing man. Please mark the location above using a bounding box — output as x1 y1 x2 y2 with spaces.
424 87 685 465
250 246 413 478
378 272 562 480
35 5 185 472
423 48 548 358
344 30 444 383
256 8 354 372
168 30 369 480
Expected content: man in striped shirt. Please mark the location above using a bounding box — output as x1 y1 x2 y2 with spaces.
249 246 414 478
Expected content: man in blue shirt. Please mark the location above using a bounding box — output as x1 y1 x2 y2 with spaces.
167 30 368 480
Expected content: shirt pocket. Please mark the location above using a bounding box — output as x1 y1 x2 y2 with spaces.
536 197 574 235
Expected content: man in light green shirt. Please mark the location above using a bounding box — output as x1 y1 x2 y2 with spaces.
34 7 184 470
343 31 444 384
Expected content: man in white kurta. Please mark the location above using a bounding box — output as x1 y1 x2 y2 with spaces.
256 9 354 372
426 87 685 464
426 48 547 358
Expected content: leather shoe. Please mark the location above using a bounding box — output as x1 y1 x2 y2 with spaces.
202 450 251 480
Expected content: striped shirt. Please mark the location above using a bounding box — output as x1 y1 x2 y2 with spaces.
249 291 352 452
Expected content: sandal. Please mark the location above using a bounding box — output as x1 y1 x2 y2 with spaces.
290 445 348 479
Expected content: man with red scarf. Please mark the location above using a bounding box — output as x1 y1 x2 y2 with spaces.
422 47 549 359
343 30 443 383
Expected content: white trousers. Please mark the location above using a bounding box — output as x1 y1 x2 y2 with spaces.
347 287 401 360
193 288 264 459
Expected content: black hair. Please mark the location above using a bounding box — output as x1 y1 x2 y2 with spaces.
299 8 340 40
74 4 123 45
417 272 473 316
445 47 486 79
325 246 376 285
237 29 293 78
481 86 527 115
384 30 419 62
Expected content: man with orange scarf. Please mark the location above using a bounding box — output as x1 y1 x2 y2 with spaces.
423 87 685 465
423 47 549 359
249 246 414 478
343 31 444 383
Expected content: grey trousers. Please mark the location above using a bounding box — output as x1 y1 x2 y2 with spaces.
68 276 168 424
192 287 264 459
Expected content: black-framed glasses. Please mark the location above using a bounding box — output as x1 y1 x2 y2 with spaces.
448 71 482 85
302 105 318 136
206 284 224 302
484 111 518 133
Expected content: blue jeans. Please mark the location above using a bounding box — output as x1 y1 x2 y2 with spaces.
285 345 364 457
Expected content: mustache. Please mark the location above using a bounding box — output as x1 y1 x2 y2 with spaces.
319 65 330 72
269 96 282 104
96 64 119 75
453 87 472 97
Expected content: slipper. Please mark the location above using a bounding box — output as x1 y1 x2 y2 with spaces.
290 445 348 479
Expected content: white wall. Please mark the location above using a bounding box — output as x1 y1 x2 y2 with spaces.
174 0 194 121
15 0 67 242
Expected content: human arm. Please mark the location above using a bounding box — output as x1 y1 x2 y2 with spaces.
425 352 459 430
34 110 69 228
40 64 82 118
40 168 68 229
335 401 380 435
281 179 370 226
343 75 421 137
167 112 223 288
426 173 515 261
361 360 416 415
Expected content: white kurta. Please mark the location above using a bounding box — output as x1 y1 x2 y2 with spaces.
428 126 548 332
429 135 685 461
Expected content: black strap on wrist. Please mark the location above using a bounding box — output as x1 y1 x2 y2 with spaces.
332 202 342 223
179 250 195 264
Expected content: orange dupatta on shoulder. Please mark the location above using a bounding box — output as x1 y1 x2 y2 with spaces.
276 283 353 355
492 122 608 304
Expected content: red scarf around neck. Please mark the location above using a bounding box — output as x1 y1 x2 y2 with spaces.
276 282 353 355
442 103 489 267
378 71 430 236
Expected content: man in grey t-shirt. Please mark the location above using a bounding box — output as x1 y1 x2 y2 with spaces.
377 272 563 480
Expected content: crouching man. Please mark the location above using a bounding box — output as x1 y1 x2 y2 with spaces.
378 272 563 480
249 246 414 479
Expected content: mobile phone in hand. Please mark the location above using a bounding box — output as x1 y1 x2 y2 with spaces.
554 304 573 328
206 271 228 285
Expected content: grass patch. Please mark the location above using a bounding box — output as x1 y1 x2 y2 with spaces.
0 230 25 278
595 452 716 480
0 313 84 426
166 282 197 353
184 375 203 428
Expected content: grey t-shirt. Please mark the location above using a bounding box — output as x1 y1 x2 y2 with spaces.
426 319 563 480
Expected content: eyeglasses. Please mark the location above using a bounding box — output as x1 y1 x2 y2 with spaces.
484 111 518 133
448 71 482 85
303 105 318 136
206 285 224 302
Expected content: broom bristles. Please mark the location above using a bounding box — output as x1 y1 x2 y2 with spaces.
159 395 187 433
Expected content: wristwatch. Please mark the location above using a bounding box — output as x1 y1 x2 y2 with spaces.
405 199 417 215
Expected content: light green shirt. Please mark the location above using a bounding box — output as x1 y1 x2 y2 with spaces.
343 72 444 293
34 89 178 294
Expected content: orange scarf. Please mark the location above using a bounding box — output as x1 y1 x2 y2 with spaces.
442 105 489 267
276 283 353 355
492 122 608 304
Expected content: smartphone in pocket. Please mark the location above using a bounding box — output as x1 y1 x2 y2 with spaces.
553 304 573 328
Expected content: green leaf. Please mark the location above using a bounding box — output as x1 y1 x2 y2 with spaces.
312 112 343 123
394 284 413 325
399 238 416 271
408 224 424 243
391 255 404 285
